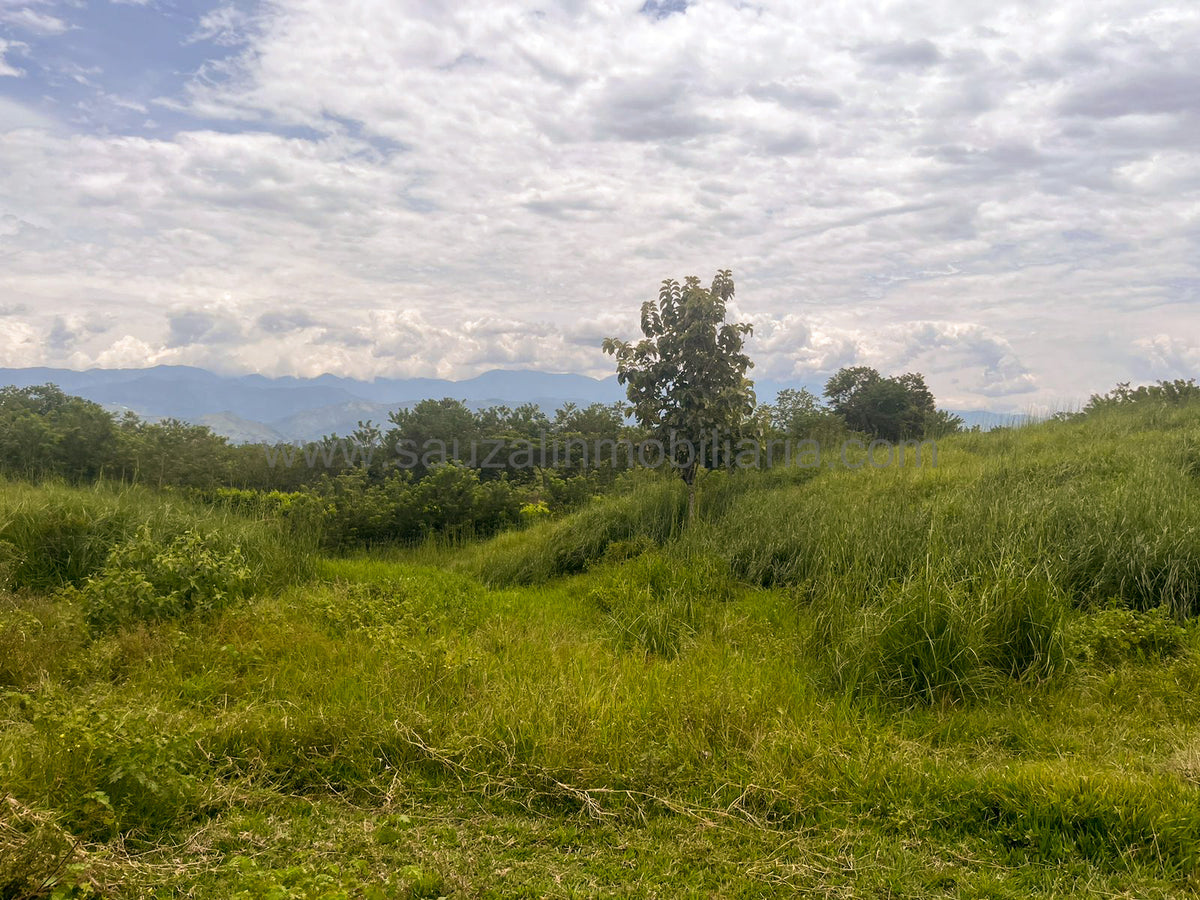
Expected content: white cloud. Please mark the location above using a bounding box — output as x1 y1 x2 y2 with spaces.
85 334 162 370
1133 334 1200 379
0 37 23 77
0 0 1197 409
0 5 68 35
0 318 40 366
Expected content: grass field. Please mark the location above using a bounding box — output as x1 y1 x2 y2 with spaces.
4 403 1200 898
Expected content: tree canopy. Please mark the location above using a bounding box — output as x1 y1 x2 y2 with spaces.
603 270 755 517
823 366 961 441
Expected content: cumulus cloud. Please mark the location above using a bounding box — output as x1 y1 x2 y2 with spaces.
1133 335 1200 379
166 305 245 348
0 0 1197 410
46 312 110 353
0 318 40 366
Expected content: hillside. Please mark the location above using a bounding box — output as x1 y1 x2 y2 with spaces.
3 401 1200 897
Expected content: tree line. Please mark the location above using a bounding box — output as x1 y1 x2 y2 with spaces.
0 270 979 545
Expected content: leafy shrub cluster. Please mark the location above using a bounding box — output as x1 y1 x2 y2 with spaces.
0 481 308 596
1080 378 1200 416
18 693 203 841
209 464 600 552
1066 603 1187 666
75 528 252 632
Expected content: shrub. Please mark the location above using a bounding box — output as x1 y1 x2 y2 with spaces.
77 528 252 632
16 694 202 840
0 481 310 596
1067 604 1187 666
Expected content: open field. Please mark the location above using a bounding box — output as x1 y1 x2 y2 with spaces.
4 402 1200 898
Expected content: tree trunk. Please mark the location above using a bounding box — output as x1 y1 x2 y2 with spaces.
684 462 698 523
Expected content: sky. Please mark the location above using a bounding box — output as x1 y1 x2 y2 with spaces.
0 0 1197 411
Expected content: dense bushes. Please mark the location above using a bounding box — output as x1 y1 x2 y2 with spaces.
0 480 309 609
76 528 253 632
208 464 600 552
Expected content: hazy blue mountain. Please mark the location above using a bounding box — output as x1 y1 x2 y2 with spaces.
196 412 286 445
0 365 629 441
0 365 1014 442
267 401 405 443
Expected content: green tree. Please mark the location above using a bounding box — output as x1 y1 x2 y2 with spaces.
385 398 480 476
1082 379 1200 415
602 269 755 520
761 387 845 440
0 384 120 481
823 366 961 440
116 417 236 489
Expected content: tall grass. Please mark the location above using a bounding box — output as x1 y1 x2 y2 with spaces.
0 478 314 595
469 403 1200 618
4 404 1200 895
456 403 1200 704
461 473 689 585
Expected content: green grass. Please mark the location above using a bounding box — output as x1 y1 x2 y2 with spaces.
4 404 1200 897
0 479 313 595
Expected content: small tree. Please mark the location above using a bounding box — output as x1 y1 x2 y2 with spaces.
603 270 755 520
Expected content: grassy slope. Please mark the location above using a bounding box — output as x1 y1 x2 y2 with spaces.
3 405 1200 897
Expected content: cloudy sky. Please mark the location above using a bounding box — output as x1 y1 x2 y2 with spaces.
0 0 1197 410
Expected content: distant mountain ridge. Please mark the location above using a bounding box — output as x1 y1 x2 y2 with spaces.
0 365 1013 442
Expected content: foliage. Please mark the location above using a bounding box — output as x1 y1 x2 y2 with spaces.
823 366 962 440
758 387 847 443
0 481 308 596
0 385 119 484
76 528 253 632
1067 603 1187 666
603 270 755 514
1081 379 1200 416
20 692 202 840
3 398 1200 897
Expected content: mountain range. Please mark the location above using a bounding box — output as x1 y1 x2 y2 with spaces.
0 365 1020 442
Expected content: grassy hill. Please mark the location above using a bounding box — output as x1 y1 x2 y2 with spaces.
3 402 1200 897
